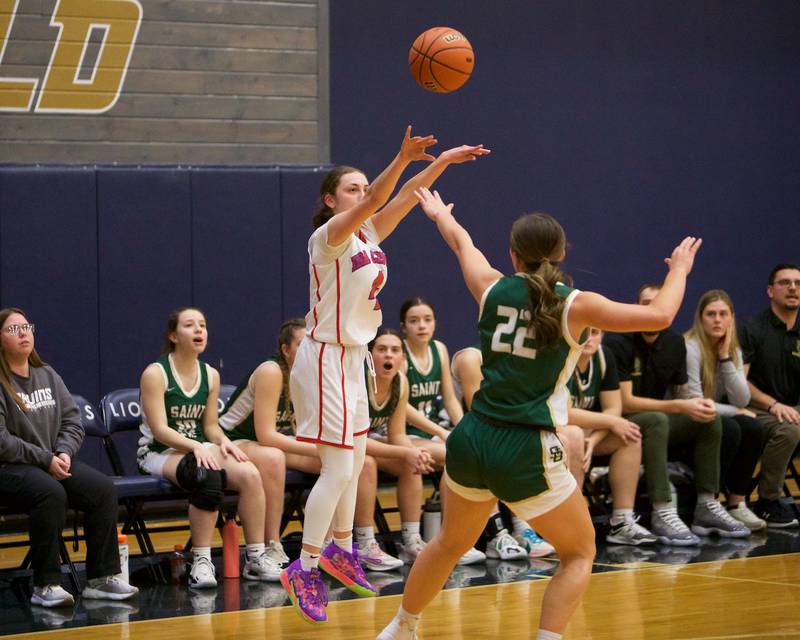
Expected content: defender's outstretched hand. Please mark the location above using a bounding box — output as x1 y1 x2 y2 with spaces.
439 144 491 165
664 236 702 274
414 187 454 223
399 125 438 163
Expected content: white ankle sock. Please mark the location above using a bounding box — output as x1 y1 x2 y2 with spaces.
401 522 421 545
536 630 562 640
246 543 265 561
355 526 375 546
398 606 421 631
697 492 715 506
193 547 212 563
300 549 320 571
611 508 633 525
334 534 353 552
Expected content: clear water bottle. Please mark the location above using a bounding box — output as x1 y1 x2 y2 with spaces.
422 492 442 542
117 531 129 583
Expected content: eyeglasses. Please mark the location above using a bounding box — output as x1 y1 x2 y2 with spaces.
772 279 800 288
4 324 35 335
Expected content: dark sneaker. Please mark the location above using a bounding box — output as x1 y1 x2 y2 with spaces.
691 501 751 538
30 584 74 608
606 517 658 546
280 559 328 624
319 542 376 597
755 499 799 529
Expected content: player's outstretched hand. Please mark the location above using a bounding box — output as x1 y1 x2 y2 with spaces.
439 144 490 165
664 236 702 275
399 125 437 162
414 187 454 223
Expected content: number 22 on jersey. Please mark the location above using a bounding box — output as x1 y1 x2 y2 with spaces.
491 305 537 359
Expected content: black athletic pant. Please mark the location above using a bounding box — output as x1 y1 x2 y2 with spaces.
719 414 764 497
0 460 120 586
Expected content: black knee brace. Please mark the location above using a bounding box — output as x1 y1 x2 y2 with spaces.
175 453 227 512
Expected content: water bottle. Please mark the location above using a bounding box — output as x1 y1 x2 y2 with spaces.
222 519 241 579
170 544 185 584
117 531 129 583
422 493 442 542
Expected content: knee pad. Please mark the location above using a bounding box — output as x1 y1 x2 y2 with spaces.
175 453 227 512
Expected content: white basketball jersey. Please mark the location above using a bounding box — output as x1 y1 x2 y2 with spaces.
305 218 388 346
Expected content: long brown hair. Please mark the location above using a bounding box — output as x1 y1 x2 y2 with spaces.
160 307 206 356
685 289 741 397
368 327 404 415
509 213 568 350
276 318 305 405
0 307 46 411
312 165 365 228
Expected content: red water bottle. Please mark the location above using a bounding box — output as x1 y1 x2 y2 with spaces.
222 519 240 578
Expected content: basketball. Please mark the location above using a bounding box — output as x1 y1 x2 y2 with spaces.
408 27 474 93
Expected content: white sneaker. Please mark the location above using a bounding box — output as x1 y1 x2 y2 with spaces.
265 539 290 567
82 574 139 600
357 538 403 571
399 533 426 564
691 501 751 538
485 529 527 560
30 584 74 608
456 546 486 566
242 551 282 582
188 556 218 589
727 503 767 531
514 528 556 558
650 509 700 546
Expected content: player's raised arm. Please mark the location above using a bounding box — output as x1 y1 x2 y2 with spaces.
371 144 490 242
414 187 503 303
326 126 436 246
568 236 702 339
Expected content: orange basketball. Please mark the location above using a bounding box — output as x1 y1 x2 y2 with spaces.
408 27 474 93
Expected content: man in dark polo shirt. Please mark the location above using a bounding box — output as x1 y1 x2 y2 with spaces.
604 284 749 545
739 263 800 527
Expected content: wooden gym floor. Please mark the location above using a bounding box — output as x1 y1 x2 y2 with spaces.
1 525 799 638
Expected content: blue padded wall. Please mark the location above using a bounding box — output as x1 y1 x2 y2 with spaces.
0 167 100 400
191 168 283 383
279 167 328 323
97 168 192 394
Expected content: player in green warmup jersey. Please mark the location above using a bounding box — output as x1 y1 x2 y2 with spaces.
378 188 702 640
139 308 279 589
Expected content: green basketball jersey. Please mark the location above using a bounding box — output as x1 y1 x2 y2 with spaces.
367 371 404 440
404 339 443 439
220 359 294 439
139 354 209 455
471 276 583 429
568 348 607 411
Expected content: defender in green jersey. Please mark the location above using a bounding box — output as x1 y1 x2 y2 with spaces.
139 308 280 589
379 188 702 640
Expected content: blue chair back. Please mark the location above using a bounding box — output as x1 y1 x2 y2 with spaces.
73 394 114 475
218 383 236 412
101 388 143 476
